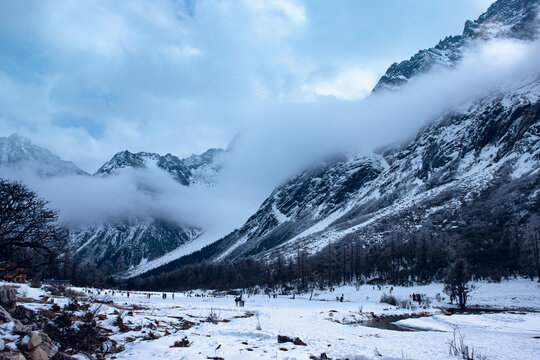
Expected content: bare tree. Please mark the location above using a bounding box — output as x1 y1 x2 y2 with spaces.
0 178 67 269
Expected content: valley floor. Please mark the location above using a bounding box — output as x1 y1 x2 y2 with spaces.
11 279 540 360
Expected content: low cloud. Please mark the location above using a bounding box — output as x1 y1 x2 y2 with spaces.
4 37 539 243
302 67 379 100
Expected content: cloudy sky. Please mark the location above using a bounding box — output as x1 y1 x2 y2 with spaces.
0 0 493 172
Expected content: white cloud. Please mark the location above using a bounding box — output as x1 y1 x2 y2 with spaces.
302 68 379 100
241 0 306 40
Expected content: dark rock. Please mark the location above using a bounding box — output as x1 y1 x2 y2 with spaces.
26 347 47 360
277 335 307 346
0 286 17 312
0 353 27 360
37 333 57 359
277 335 293 343
13 319 30 335
12 306 37 325
20 332 42 351
0 305 13 323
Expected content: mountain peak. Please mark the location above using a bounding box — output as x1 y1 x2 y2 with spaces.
95 147 226 187
7 133 31 144
373 0 540 92
0 133 87 177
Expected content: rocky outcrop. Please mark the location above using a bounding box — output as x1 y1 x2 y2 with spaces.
0 287 59 360
0 288 16 313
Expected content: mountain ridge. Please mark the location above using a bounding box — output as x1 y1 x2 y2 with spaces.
373 0 540 92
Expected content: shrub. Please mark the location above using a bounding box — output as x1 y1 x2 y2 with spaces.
380 293 398 306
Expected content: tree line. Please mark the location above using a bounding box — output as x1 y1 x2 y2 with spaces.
1 177 539 293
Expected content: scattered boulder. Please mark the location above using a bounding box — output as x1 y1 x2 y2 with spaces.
0 305 13 323
171 337 191 348
0 286 17 312
309 353 332 360
277 335 293 343
20 332 42 351
27 347 47 360
12 320 29 335
277 335 307 346
0 353 27 360
37 333 58 359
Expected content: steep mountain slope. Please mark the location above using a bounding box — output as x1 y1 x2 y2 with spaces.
133 0 540 277
200 79 539 262
70 219 201 271
212 154 385 260
373 0 539 92
251 78 540 260
0 134 87 177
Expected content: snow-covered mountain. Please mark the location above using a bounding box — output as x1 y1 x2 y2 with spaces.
373 0 539 92
95 148 225 187
0 133 87 177
72 147 225 270
135 0 540 277
208 78 540 262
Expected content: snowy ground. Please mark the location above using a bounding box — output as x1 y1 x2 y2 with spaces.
10 279 540 360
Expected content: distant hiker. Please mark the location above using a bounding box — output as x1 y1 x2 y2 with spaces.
436 293 441 302
172 293 175 300
389 286 394 294
127 292 130 298
340 294 344 303
235 295 242 307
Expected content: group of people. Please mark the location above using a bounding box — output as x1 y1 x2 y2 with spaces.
234 295 245 307
410 293 424 303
